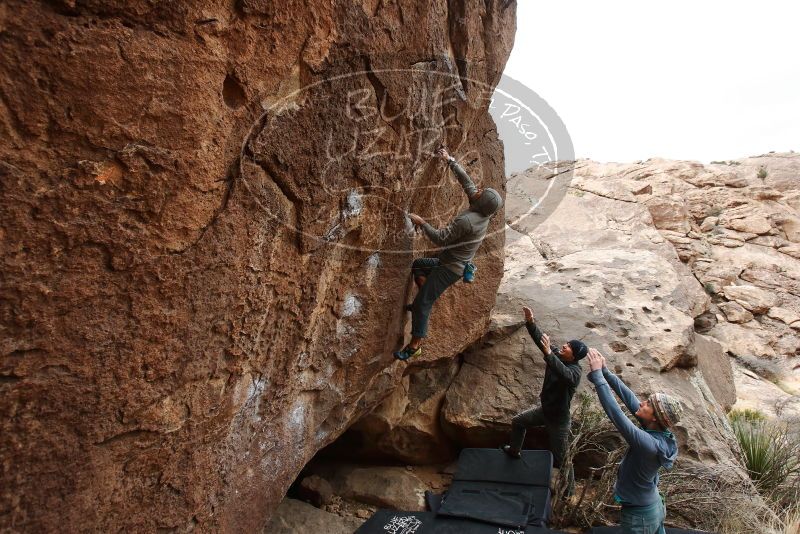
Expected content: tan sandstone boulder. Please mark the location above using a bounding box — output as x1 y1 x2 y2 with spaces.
327 466 428 512
441 174 737 470
722 284 779 314
265 498 364 534
719 301 755 323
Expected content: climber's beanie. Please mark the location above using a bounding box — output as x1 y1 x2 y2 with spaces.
472 188 503 216
649 392 683 429
568 340 588 361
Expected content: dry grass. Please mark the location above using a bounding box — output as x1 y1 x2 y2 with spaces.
549 392 625 530
660 461 778 533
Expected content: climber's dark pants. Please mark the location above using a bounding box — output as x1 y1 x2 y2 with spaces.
410 258 461 338
510 406 575 495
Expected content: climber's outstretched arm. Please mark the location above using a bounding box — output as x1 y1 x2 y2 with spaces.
437 147 478 198
408 213 467 247
587 349 653 450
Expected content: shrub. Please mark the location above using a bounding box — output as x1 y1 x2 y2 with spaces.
728 408 767 424
660 462 779 534
758 166 769 179
551 395 800 532
780 509 800 534
550 392 625 529
730 418 800 500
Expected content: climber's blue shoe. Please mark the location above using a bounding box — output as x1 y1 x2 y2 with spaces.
394 345 422 361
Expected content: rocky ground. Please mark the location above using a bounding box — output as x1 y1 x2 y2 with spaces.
274 153 799 532
266 463 454 533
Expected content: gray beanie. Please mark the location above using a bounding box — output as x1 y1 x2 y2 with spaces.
471 188 503 216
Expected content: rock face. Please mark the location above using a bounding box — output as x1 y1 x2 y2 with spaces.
340 360 460 464
442 184 739 466
442 153 800 445
0 1 515 531
345 154 798 530
565 157 800 379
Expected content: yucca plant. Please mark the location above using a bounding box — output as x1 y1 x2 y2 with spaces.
728 408 767 424
731 418 800 497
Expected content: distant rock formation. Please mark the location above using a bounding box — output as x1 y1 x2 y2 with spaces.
559 154 800 406
0 1 516 531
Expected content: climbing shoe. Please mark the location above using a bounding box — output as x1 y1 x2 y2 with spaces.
394 345 422 361
501 445 521 459
463 262 476 283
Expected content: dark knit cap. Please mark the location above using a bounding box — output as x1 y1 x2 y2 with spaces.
471 188 503 216
568 340 588 361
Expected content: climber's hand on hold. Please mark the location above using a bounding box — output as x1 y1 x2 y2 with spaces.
436 147 451 161
409 213 426 226
522 306 534 323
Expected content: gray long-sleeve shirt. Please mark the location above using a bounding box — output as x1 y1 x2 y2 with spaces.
421 161 492 275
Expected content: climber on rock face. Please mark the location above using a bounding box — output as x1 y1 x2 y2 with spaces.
393 147 503 361
501 305 586 496
585 347 682 534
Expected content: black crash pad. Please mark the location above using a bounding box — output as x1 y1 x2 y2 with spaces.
434 449 553 527
424 490 443 513
357 449 557 533
355 510 566 534
438 481 551 527
453 448 553 486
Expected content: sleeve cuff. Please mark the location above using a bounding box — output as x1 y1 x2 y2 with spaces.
588 369 607 385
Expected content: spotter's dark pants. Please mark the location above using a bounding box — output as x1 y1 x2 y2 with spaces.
510 406 575 495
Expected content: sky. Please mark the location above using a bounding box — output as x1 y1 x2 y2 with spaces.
503 0 800 163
